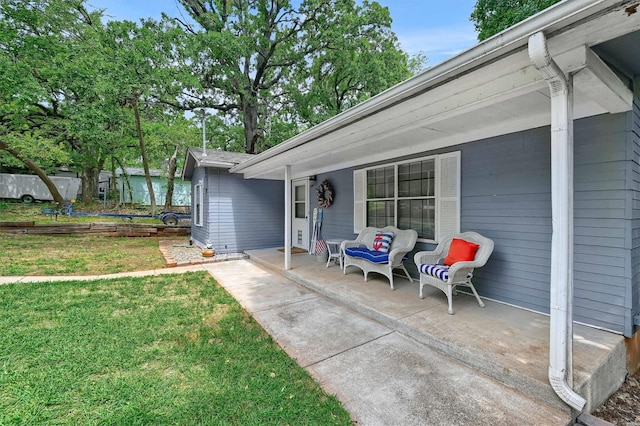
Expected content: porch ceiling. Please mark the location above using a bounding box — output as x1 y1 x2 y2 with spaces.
231 1 640 181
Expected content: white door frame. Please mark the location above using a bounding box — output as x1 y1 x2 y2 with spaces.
291 178 310 250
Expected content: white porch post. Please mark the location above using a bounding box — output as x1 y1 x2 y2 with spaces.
284 165 292 270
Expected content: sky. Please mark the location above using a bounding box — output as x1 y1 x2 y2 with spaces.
86 0 480 66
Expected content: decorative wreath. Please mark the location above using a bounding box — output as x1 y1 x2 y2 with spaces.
316 179 334 208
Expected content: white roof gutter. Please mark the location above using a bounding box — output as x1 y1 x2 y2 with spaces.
529 31 587 412
231 0 619 175
196 160 237 169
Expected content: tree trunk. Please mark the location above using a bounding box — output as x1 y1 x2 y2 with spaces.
242 94 261 154
0 139 65 205
81 165 100 205
119 168 134 207
164 145 178 211
111 156 129 206
131 97 157 216
110 157 118 206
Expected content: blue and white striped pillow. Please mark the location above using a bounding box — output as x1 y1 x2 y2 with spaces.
372 230 394 253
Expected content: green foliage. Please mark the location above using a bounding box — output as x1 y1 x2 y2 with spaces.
0 272 351 424
0 1 199 203
1 0 416 187
0 0 116 186
292 0 419 126
158 0 417 152
470 0 562 41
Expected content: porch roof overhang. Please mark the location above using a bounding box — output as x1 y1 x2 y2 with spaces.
230 0 639 181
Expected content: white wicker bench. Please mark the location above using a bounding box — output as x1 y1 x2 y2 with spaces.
341 226 418 290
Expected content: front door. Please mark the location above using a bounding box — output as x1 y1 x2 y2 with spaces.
292 180 309 250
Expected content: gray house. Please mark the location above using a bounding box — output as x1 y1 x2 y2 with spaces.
182 148 284 253
224 0 640 413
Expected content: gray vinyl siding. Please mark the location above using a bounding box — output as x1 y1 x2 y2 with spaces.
571 114 631 334
310 168 358 242
460 126 553 314
631 79 640 334
205 169 284 253
461 113 634 335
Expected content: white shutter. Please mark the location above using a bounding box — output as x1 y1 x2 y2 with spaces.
194 181 204 227
436 151 460 240
353 169 367 233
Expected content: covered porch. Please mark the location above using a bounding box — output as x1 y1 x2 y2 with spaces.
246 247 626 414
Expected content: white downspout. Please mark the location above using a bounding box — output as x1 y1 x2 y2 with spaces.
284 165 292 270
528 31 586 412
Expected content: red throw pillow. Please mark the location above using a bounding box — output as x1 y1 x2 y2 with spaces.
444 238 480 266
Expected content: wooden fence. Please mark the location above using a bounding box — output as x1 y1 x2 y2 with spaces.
0 221 190 237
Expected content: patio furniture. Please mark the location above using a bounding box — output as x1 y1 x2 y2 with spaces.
414 231 494 314
341 226 418 290
325 239 344 268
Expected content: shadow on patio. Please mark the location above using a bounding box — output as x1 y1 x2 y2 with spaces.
246 247 626 414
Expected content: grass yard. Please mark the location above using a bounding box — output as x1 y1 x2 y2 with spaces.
0 272 352 425
0 234 174 276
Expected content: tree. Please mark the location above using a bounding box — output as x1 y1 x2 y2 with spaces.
1 1 191 207
0 0 99 204
470 0 562 41
293 0 419 126
160 0 416 153
142 115 197 210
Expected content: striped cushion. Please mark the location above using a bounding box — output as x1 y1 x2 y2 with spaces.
419 264 473 280
345 247 389 264
372 231 394 253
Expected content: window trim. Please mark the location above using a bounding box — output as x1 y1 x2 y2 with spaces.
354 151 460 243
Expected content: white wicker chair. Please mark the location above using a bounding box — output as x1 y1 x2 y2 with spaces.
414 231 494 314
341 226 418 290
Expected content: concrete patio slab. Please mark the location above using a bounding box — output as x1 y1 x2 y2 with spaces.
245 248 627 415
252 296 393 367
308 332 568 426
211 259 318 312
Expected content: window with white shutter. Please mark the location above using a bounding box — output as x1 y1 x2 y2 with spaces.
353 169 366 233
194 181 204 227
436 152 460 241
353 151 460 242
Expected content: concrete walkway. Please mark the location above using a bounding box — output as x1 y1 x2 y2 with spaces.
0 258 601 425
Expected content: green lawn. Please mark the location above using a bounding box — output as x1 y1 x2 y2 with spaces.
0 272 352 425
0 234 171 276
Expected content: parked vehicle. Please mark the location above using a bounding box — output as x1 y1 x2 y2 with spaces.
0 173 81 203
